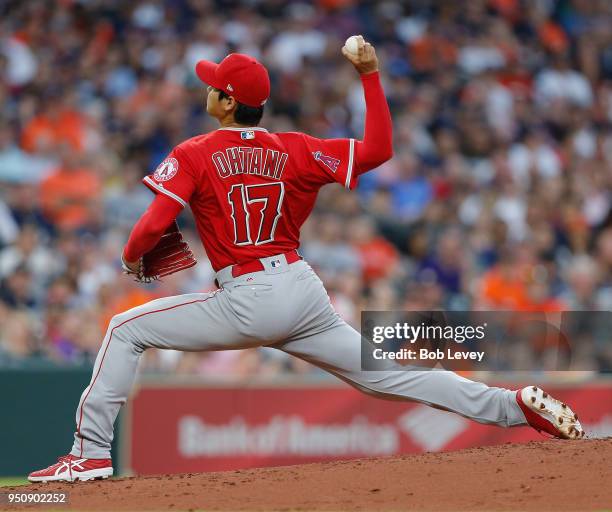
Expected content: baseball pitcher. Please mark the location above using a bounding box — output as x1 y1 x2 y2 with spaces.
29 37 583 483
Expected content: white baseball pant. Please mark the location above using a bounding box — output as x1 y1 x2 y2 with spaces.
71 255 526 458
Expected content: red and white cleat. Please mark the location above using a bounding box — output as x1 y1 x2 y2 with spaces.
517 386 585 439
28 454 113 483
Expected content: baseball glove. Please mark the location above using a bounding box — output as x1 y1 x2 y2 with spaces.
122 221 196 283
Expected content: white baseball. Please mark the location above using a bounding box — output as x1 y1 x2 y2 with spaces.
344 35 360 55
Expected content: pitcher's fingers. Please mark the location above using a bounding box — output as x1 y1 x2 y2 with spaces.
341 46 353 59
357 35 366 56
341 46 358 63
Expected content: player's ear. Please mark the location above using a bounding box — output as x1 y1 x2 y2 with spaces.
223 96 238 114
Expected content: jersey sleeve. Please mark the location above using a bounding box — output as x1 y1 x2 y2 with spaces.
142 147 198 207
300 134 357 190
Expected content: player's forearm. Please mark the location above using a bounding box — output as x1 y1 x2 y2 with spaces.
122 194 183 262
354 71 393 173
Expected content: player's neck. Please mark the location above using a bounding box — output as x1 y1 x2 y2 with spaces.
218 118 254 129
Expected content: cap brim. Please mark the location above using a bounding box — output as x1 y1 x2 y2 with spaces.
195 60 221 88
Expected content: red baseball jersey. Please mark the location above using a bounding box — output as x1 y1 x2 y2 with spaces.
143 127 357 271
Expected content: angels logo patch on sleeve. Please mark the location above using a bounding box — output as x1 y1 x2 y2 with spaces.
154 157 179 181
312 151 340 173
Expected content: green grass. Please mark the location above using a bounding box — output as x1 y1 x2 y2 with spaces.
0 477 28 487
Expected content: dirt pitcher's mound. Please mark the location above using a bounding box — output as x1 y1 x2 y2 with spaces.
4 439 612 511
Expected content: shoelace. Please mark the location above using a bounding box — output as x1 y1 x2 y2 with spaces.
57 455 74 479
59 455 74 479
37 455 70 472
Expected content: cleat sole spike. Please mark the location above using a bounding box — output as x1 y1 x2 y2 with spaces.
518 386 585 440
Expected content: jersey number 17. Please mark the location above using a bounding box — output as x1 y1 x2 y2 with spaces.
228 183 285 246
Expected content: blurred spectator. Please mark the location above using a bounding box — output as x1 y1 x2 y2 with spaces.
0 265 35 310
0 224 59 281
21 94 86 154
0 307 41 367
349 215 399 282
0 197 19 246
0 123 55 184
535 53 593 108
39 147 102 232
0 28 37 87
104 161 151 230
560 254 604 309
301 213 361 279
416 228 464 296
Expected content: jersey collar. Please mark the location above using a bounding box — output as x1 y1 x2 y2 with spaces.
217 127 269 132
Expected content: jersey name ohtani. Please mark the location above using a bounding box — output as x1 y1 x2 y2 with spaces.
212 146 289 180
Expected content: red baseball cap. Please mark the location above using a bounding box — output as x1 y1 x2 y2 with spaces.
196 53 270 108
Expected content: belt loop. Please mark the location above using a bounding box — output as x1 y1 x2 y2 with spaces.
214 265 234 287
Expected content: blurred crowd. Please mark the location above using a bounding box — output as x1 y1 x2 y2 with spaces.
0 0 611 375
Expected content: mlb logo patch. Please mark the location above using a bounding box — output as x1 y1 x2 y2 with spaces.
241 130 255 140
270 259 282 268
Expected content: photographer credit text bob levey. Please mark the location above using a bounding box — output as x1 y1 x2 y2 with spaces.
370 321 487 362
